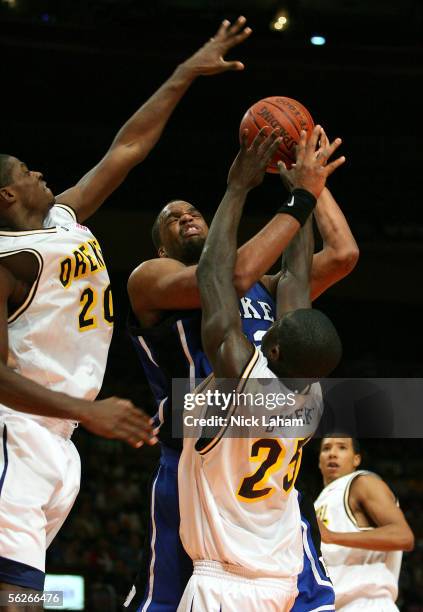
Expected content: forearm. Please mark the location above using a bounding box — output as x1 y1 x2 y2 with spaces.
199 184 248 284
276 216 314 313
311 187 359 299
197 184 248 333
110 64 197 159
327 525 414 552
0 362 85 421
234 213 300 292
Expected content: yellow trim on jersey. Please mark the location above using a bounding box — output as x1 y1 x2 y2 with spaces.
0 228 56 237
343 470 373 529
197 347 260 456
0 249 43 324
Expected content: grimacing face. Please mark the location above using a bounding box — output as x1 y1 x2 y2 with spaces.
319 437 361 486
3 157 54 212
158 201 208 264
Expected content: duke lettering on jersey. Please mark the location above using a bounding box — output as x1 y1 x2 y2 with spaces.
128 281 275 448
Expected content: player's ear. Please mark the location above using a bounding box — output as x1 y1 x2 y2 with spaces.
158 246 167 258
0 186 17 205
353 453 361 468
268 343 280 362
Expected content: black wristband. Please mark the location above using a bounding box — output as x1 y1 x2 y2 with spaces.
277 188 317 226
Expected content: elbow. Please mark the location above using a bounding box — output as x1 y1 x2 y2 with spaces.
401 529 415 552
333 245 360 277
232 269 254 296
197 257 213 284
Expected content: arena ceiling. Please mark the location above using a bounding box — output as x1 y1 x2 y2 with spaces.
0 0 421 47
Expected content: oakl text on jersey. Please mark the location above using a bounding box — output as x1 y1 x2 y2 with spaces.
183 415 305 427
183 390 297 411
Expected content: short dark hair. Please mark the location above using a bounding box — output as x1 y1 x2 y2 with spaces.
151 211 163 250
0 154 14 188
151 199 184 251
276 308 342 378
320 436 361 454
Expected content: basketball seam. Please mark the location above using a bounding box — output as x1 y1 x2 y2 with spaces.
265 99 305 139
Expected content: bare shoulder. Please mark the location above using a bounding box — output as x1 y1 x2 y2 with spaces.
128 258 185 293
350 472 395 502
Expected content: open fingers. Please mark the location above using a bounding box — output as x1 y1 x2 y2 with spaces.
250 126 271 151
324 155 346 177
240 128 250 150
294 129 308 162
305 124 323 156
215 15 251 40
316 136 343 166
257 128 281 162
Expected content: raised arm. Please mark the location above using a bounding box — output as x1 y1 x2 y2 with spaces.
129 127 345 326
310 187 359 299
128 211 301 324
197 129 281 378
310 128 358 299
56 17 252 222
275 127 346 316
319 474 414 552
276 216 314 317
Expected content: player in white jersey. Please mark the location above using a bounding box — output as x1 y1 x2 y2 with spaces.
0 17 252 607
314 437 414 611
177 125 345 611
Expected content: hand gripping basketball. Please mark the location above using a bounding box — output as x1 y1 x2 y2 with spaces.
278 126 345 200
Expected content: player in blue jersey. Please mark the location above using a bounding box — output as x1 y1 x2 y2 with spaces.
124 127 358 611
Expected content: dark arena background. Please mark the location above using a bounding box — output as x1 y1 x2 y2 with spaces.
1 0 422 609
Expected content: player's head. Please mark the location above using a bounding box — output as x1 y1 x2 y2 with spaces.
151 200 208 265
261 308 342 380
0 155 54 226
319 436 361 486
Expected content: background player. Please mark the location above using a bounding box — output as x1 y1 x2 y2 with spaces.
125 126 358 608
177 125 344 611
315 436 414 611
0 16 252 609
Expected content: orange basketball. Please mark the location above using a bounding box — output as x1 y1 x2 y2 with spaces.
239 96 315 173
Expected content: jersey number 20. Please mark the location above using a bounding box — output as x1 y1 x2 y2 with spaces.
79 284 114 331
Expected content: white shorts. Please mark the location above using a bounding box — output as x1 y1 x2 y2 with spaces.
177 561 297 612
338 597 399 611
0 413 80 589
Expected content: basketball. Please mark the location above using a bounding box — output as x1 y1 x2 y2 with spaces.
239 96 315 173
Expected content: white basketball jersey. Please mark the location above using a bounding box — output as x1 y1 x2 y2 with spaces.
179 347 323 579
0 204 113 432
314 470 402 607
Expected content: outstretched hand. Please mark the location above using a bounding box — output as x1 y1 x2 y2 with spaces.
278 126 345 200
182 16 252 76
80 396 158 449
227 127 281 191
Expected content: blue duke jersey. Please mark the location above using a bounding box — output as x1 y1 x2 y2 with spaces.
128 282 275 449
125 280 334 611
